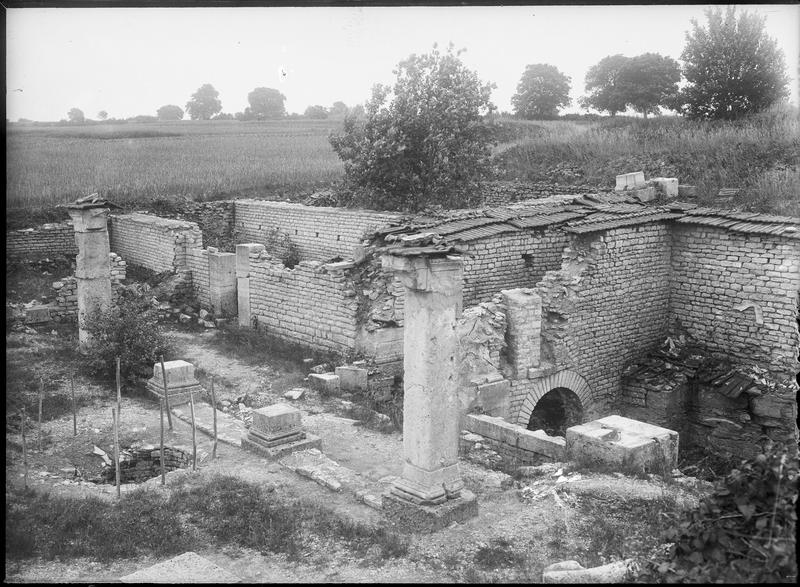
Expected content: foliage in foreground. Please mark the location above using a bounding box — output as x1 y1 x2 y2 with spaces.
638 443 797 583
5 475 408 563
330 43 496 212
81 291 173 385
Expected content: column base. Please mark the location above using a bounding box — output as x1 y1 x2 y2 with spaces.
382 488 478 533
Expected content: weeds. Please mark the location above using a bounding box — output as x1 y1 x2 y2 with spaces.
5 474 408 564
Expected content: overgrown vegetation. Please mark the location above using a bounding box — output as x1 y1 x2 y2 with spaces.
495 104 800 215
81 292 173 385
5 475 409 563
636 443 798 583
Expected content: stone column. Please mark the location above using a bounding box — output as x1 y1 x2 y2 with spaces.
66 206 113 348
380 253 477 531
208 250 237 317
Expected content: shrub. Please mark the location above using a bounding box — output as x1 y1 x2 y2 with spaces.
638 442 798 583
81 292 173 385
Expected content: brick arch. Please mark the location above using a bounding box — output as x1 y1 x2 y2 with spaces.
516 370 593 427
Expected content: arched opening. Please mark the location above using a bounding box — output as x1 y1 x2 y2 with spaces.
526 387 583 437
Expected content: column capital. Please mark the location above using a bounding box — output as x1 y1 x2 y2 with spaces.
381 254 462 294
66 207 109 232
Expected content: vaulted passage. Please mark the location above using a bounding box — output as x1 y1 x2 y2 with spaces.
526 387 583 437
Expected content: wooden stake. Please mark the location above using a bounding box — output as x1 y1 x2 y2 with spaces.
70 377 77 437
38 378 44 452
115 356 121 417
210 378 218 460
159 355 173 430
159 399 166 486
21 408 28 489
112 407 121 499
189 391 197 472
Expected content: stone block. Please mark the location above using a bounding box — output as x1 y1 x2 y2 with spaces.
335 366 368 392
251 403 302 436
464 414 565 460
24 305 52 324
651 177 679 198
151 360 196 386
283 388 306 400
308 372 340 394
615 171 646 191
120 551 241 583
382 489 478 533
678 184 697 198
241 432 322 459
631 186 657 202
566 415 678 473
474 379 511 417
236 243 264 278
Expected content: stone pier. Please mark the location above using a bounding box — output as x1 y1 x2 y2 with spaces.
241 403 321 458
65 201 113 349
380 253 477 532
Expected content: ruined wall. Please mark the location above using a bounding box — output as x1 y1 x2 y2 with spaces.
512 223 673 421
6 221 77 260
248 253 360 353
185 248 210 309
109 213 203 273
234 200 400 261
670 225 800 373
51 253 127 320
462 228 569 306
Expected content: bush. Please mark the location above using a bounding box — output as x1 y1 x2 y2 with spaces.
81 292 173 385
638 442 798 583
329 43 496 211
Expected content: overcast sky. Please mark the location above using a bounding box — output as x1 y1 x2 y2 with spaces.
6 4 799 121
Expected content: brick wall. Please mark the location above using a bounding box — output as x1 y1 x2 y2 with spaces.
234 200 400 261
248 253 360 353
6 221 77 260
51 253 127 320
185 248 210 309
110 213 203 273
462 228 569 306
510 223 673 419
670 225 800 373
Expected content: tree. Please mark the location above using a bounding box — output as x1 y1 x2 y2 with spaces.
97 110 108 121
677 6 789 119
304 105 328 119
511 63 572 119
157 104 184 121
580 54 630 116
616 53 680 118
185 83 222 120
329 101 348 117
246 87 286 120
67 107 85 123
329 44 496 212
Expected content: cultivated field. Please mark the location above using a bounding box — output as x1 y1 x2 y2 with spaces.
6 119 345 209
6 106 800 216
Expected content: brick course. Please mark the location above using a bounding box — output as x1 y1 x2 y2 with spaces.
6 221 77 260
110 213 202 273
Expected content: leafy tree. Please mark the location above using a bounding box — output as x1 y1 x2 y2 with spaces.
67 107 85 123
329 43 496 211
97 110 108 121
617 53 680 118
580 54 630 116
246 87 286 120
512 63 572 119
156 104 184 121
185 83 222 120
329 101 348 117
677 6 789 120
304 105 328 119
212 112 234 121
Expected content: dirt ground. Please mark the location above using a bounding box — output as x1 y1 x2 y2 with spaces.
5 326 712 583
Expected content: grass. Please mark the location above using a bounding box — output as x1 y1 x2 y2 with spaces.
6 119 345 209
494 104 800 215
5 474 408 563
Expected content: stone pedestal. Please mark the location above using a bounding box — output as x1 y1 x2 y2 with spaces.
209 251 237 317
66 206 113 348
380 254 477 531
241 403 321 459
146 360 203 406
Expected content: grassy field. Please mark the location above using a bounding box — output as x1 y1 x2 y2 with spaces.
6 107 800 216
6 119 345 209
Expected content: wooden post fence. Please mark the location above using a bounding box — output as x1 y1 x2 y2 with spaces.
159 355 173 430
70 376 77 437
21 407 28 489
189 391 197 472
159 399 166 486
112 407 121 499
210 378 218 460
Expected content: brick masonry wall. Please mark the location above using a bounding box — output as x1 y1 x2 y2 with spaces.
463 228 569 306
110 213 203 273
185 248 210 309
670 225 800 373
510 223 673 420
6 221 77 260
248 253 360 353
51 252 127 320
153 200 235 251
234 200 400 261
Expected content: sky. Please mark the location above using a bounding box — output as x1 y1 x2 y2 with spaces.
6 4 800 122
